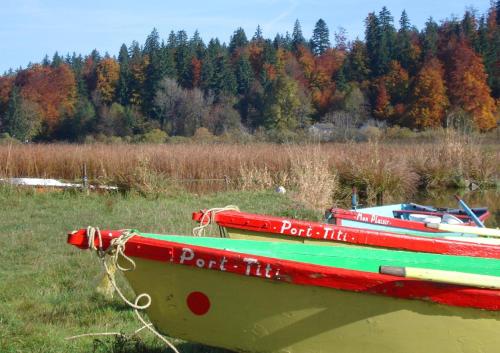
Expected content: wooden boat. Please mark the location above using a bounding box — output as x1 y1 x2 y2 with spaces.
328 203 490 237
68 228 500 353
192 209 500 258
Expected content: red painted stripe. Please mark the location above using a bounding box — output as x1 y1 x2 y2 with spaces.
67 229 500 311
192 211 500 259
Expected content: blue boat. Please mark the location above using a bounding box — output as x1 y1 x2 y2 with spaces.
328 203 490 238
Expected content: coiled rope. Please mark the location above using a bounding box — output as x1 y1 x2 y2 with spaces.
192 205 240 237
66 226 180 353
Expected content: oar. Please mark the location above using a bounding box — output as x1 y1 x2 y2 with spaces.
426 222 500 238
380 266 500 290
455 195 484 228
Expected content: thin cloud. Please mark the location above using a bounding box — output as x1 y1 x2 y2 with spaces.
264 0 299 31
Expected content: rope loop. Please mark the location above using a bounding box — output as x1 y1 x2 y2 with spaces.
192 205 240 237
68 226 180 353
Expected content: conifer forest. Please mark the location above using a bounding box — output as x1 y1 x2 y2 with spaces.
1 4 500 143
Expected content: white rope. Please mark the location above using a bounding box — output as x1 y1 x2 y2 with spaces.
192 205 240 237
67 226 180 353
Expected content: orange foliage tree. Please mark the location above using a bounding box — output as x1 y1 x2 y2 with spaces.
191 57 202 87
0 75 14 115
407 58 449 128
297 47 343 115
14 64 76 130
129 55 149 107
447 40 497 131
96 58 120 104
373 79 392 119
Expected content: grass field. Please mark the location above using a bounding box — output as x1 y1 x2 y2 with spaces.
0 187 320 353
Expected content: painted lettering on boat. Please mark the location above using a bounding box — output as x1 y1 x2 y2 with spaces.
355 212 391 226
280 220 348 242
179 247 279 278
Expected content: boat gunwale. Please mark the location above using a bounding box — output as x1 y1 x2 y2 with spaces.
191 210 500 259
330 208 489 233
68 229 500 311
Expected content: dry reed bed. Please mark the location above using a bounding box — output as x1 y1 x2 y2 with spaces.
0 140 498 204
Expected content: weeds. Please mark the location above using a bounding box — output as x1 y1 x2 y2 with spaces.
0 140 497 198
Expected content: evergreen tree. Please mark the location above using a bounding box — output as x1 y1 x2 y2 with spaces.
143 28 164 117
344 39 370 82
143 28 160 57
365 12 380 77
376 7 396 75
69 53 87 97
190 30 206 58
292 19 306 52
496 0 500 24
51 52 63 68
42 55 50 67
461 10 478 46
334 27 348 51
235 54 253 95
201 39 223 92
263 74 301 130
422 17 439 59
117 44 130 105
4 87 42 141
311 19 331 55
229 28 248 55
253 25 264 42
273 33 285 49
212 54 237 99
396 10 414 71
166 31 177 49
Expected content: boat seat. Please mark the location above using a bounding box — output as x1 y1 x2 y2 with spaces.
441 213 464 225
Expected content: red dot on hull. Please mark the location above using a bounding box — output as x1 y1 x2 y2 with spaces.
187 291 211 315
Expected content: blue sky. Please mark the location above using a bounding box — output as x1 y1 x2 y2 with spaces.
1 0 491 73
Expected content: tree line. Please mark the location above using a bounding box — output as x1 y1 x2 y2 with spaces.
0 4 499 142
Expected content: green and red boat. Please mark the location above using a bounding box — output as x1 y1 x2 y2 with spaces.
68 228 500 353
192 209 500 257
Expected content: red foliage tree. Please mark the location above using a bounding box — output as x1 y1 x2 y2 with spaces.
0 75 14 116
447 40 497 131
14 64 76 130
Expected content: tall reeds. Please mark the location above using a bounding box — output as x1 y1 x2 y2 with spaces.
0 139 497 201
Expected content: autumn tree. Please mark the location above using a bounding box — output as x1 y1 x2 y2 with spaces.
406 58 449 129
128 41 149 107
0 75 14 117
372 79 392 119
96 58 119 104
447 40 497 131
14 64 76 131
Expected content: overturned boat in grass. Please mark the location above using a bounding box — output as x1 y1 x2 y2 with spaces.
192 209 500 258
68 228 500 353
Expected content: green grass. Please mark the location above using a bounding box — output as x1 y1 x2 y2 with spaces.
0 187 317 353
